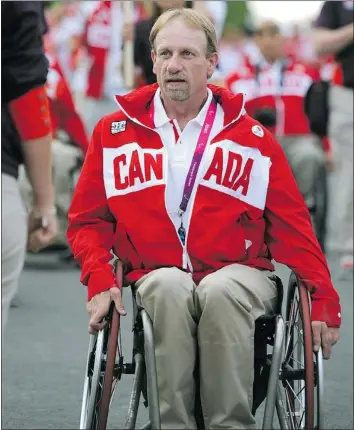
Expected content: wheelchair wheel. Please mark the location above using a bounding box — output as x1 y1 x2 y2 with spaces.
79 307 122 430
80 261 124 429
80 331 105 429
281 272 321 429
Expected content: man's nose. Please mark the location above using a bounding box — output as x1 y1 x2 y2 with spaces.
166 53 182 74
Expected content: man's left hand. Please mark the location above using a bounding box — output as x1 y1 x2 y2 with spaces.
311 321 340 359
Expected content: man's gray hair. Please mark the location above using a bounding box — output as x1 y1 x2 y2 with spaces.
150 8 218 57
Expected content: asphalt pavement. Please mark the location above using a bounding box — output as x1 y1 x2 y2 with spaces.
2 247 352 430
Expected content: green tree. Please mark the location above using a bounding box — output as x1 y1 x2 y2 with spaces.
225 0 251 30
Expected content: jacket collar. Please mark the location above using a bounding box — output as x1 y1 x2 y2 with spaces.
115 83 245 130
152 87 214 129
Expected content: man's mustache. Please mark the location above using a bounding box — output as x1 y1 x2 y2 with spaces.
164 75 187 81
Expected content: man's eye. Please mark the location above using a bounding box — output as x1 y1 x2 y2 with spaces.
182 51 193 57
159 51 170 57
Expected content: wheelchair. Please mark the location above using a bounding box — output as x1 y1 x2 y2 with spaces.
79 260 324 430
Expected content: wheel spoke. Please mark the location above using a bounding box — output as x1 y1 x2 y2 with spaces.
285 380 305 409
109 377 119 408
285 382 306 429
290 356 305 369
285 305 300 358
284 388 296 429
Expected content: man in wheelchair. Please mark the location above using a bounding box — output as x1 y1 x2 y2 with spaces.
68 8 341 429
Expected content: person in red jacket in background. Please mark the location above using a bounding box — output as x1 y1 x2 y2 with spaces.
45 52 89 154
72 0 145 136
43 28 89 154
67 9 340 429
226 20 332 238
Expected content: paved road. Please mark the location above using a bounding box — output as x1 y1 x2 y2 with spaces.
2 250 353 429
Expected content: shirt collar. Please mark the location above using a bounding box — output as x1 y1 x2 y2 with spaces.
152 87 213 128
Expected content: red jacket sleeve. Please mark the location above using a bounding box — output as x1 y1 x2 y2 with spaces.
55 79 89 153
264 133 341 327
67 118 116 301
321 136 332 154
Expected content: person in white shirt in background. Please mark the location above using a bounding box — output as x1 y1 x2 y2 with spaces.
72 1 142 136
216 23 264 83
217 26 246 79
197 0 228 42
46 1 99 88
194 0 228 85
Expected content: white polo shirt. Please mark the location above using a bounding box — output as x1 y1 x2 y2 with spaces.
152 87 225 234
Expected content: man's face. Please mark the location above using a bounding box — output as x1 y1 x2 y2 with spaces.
255 25 284 61
152 18 218 102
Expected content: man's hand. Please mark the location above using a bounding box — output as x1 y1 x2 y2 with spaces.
325 151 335 172
27 208 58 253
312 321 340 359
86 286 127 335
121 22 134 43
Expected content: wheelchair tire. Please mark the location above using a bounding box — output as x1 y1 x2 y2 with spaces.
80 260 125 430
80 331 105 429
281 272 316 429
97 307 121 429
79 309 122 430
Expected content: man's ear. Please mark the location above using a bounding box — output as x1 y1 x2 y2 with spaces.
151 50 157 75
207 52 218 79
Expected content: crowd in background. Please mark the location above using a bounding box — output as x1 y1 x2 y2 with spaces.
39 0 339 153
44 1 336 95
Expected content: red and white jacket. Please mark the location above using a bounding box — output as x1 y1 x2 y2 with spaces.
78 1 144 99
67 84 341 327
45 49 89 154
225 57 331 152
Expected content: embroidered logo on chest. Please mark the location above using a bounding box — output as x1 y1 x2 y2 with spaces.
111 121 126 134
252 125 264 138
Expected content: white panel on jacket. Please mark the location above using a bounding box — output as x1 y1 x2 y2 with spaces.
200 140 271 210
103 144 166 198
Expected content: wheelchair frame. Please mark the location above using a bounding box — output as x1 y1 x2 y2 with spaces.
79 261 324 430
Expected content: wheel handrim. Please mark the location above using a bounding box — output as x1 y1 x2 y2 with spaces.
283 281 315 429
85 330 105 429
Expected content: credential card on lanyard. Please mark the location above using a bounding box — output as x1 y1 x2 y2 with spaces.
179 98 217 216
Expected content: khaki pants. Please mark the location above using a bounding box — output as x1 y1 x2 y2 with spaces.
277 135 325 211
135 264 278 429
1 173 27 330
328 85 353 256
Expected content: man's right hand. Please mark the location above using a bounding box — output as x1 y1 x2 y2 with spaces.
86 287 127 335
27 207 58 253
312 321 340 360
